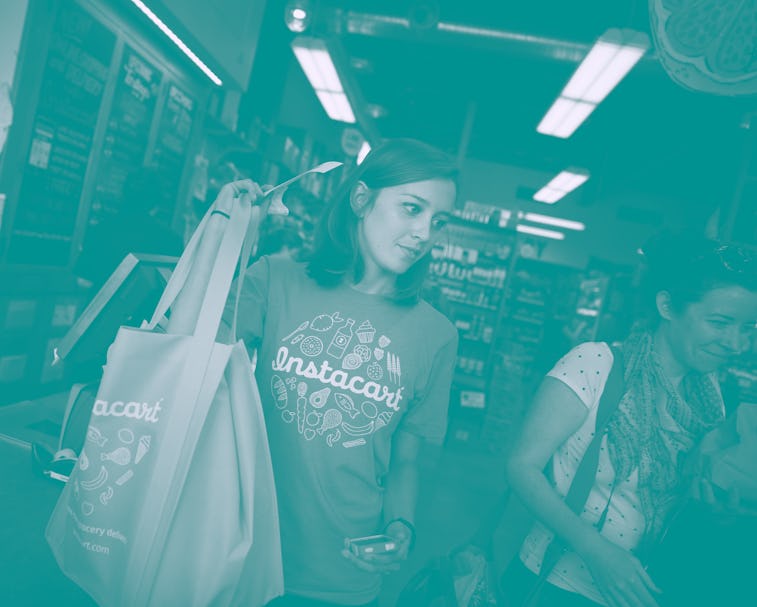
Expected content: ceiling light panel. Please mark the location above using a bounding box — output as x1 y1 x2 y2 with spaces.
517 224 565 240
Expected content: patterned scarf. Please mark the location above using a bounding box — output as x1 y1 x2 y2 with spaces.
606 329 725 539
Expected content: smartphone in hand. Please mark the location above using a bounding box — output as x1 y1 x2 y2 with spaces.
345 534 398 557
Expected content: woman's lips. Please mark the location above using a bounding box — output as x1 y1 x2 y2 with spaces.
398 245 422 259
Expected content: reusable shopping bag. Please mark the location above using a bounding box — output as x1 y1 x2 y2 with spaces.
703 402 757 503
45 175 295 606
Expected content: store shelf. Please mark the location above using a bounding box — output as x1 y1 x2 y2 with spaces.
454 372 487 391
428 275 505 291
460 335 493 346
509 315 545 326
446 299 499 312
513 296 547 308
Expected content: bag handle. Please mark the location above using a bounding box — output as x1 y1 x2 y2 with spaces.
146 161 343 336
145 205 213 331
230 205 265 343
191 198 251 342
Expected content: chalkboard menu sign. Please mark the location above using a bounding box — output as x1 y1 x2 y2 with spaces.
151 83 196 225
89 45 161 224
8 3 115 265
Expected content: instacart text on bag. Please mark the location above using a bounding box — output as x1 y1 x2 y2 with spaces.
91 398 164 423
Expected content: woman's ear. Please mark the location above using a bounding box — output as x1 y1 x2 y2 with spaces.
350 181 370 217
656 291 674 321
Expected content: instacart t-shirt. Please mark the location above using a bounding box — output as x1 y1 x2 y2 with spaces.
221 255 457 604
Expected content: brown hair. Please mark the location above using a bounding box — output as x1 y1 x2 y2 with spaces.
306 138 458 304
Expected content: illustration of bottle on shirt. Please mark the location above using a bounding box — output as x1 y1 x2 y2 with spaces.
327 318 354 359
272 313 404 449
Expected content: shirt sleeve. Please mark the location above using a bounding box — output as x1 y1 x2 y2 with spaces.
546 341 614 410
399 328 458 444
218 256 270 347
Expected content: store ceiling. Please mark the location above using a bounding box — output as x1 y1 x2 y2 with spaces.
255 0 755 222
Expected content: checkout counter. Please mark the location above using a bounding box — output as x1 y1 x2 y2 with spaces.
0 391 97 606
0 254 175 605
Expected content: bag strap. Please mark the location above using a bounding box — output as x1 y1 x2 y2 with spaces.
145 205 213 331
563 345 625 512
190 200 251 343
539 345 626 574
148 161 342 338
230 205 265 343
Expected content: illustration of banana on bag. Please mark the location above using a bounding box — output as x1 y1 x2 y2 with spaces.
80 466 108 491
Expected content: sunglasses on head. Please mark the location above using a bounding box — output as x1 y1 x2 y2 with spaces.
711 244 754 274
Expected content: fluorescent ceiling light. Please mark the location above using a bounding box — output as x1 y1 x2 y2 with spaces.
561 41 619 100
581 45 647 104
312 49 342 91
523 212 585 231
536 98 577 135
129 0 222 86
577 307 599 317
537 28 648 138
551 101 597 138
315 91 355 123
357 141 371 164
292 37 356 123
537 98 597 139
533 169 590 204
516 224 565 240
548 170 589 191
532 187 564 204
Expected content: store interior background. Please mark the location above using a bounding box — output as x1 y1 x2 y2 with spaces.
0 1 755 605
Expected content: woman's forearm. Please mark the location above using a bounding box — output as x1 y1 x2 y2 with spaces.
382 460 419 526
506 458 604 559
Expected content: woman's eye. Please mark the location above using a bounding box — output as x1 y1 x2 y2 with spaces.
402 203 421 215
432 217 448 230
708 319 728 329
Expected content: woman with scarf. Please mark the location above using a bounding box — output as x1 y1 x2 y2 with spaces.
502 235 757 607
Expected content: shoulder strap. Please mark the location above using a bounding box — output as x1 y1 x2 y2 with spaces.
539 345 626 579
563 345 625 513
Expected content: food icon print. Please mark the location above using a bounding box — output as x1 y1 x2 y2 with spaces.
271 312 404 448
75 425 153 516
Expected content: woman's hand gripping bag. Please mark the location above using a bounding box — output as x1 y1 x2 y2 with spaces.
45 192 283 607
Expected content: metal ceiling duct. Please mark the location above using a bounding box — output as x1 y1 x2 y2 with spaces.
324 8 656 65
332 10 591 63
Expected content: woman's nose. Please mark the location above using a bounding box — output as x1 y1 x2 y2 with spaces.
724 326 750 354
411 217 432 242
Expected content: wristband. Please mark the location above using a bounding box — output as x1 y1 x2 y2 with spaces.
385 517 416 550
211 209 230 219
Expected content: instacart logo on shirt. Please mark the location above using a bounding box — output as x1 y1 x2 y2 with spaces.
269 312 403 448
271 346 404 410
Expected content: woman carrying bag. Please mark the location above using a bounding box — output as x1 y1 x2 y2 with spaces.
501 235 757 607
216 139 460 607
